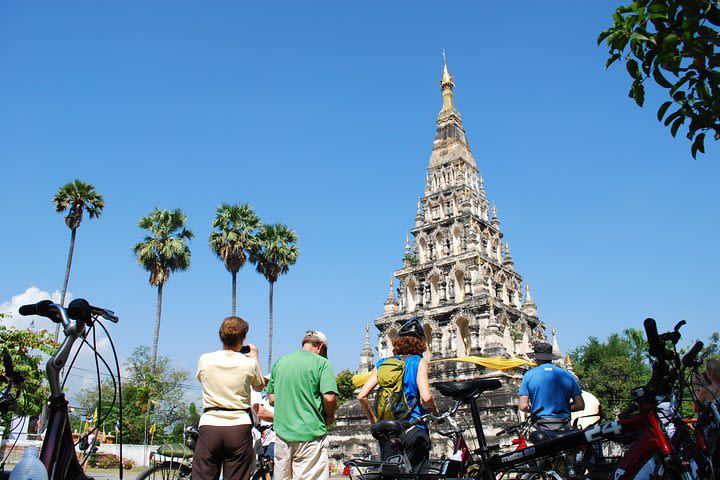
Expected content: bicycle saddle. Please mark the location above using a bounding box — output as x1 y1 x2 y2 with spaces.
434 379 502 400
371 420 405 440
528 428 579 443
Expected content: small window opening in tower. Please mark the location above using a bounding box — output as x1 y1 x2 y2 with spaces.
423 323 433 361
406 280 417 312
430 273 440 308
456 317 470 357
452 227 462 255
418 238 427 263
454 270 465 303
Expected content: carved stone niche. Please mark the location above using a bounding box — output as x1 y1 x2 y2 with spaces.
468 321 482 356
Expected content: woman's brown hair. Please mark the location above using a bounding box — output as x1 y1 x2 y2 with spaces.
219 316 249 349
392 335 427 355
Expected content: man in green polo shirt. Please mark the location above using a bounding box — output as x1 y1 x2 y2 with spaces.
267 330 338 480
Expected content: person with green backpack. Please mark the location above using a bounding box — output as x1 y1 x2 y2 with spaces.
357 317 439 472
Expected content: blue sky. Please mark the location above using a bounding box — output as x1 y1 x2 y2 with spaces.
1 2 718 402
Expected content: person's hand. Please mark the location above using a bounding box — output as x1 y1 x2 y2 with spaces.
244 343 259 360
253 402 274 421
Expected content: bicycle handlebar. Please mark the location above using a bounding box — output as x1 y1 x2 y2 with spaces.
68 298 119 324
682 341 704 368
18 299 119 397
410 399 461 426
640 317 689 399
18 300 57 321
644 318 662 359
19 299 119 326
496 407 543 436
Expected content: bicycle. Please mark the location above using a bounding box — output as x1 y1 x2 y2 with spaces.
345 381 575 480
134 426 197 480
346 318 709 480
680 345 719 477
136 424 274 480
0 299 122 480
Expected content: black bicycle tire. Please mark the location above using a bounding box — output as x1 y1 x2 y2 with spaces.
251 464 272 480
136 462 192 480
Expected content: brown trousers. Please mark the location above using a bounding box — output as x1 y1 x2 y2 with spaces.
191 424 254 480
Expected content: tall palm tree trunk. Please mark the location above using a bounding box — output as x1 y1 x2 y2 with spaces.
151 283 164 375
267 281 274 372
231 271 237 316
55 227 77 341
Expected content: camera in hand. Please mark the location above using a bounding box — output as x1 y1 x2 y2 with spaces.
239 345 250 354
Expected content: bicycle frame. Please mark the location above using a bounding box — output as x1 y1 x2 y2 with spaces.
40 306 93 480
610 404 683 480
40 394 90 480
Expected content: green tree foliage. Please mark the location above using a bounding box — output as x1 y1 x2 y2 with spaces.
250 224 299 371
700 331 719 359
73 346 192 444
133 208 193 373
336 369 356 406
209 203 261 315
0 325 57 437
599 0 720 158
570 328 652 416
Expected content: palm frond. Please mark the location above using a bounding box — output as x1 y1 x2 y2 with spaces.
253 223 299 283
52 179 104 230
208 203 261 274
134 208 193 286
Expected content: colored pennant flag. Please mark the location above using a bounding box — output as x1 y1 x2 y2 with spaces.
114 420 120 433
148 423 156 435
86 407 98 425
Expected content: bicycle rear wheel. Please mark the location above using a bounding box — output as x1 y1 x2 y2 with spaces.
136 462 192 480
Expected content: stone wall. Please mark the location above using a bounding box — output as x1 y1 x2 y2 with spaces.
0 440 158 467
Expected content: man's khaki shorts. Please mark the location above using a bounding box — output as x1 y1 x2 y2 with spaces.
274 435 329 480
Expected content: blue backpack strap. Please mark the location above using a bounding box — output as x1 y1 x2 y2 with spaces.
402 355 424 419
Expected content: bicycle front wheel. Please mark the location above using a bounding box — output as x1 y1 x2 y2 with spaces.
251 458 273 480
136 462 192 480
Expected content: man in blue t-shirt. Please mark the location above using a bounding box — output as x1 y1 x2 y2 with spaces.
518 342 584 431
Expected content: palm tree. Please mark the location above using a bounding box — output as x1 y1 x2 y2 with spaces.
209 203 261 315
52 179 104 340
250 224 299 371
133 208 193 373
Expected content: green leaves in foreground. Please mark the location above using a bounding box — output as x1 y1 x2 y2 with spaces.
599 0 720 158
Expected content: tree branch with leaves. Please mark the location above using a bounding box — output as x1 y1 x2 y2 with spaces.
599 0 720 158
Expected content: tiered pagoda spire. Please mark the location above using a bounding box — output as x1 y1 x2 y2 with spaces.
371 54 547 369
358 323 375 374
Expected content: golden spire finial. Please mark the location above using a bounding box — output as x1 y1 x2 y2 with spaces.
440 49 455 113
440 49 454 89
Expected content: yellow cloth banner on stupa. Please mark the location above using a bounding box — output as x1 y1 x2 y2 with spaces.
352 372 373 388
351 356 534 388
437 356 535 370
